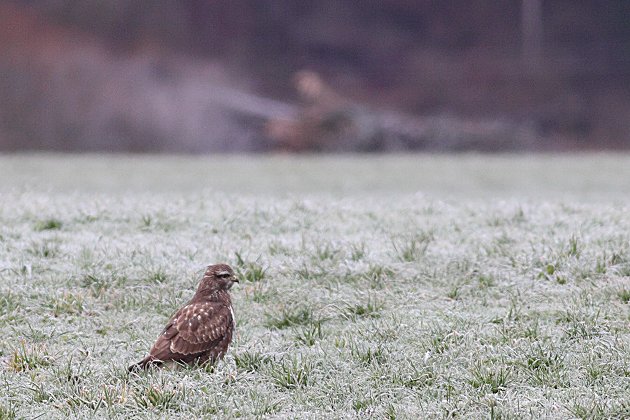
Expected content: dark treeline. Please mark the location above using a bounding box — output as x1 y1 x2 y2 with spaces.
1 1 629 152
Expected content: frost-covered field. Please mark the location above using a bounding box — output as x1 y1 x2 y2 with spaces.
1 155 629 419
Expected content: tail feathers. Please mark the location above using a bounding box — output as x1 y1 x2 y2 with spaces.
128 357 162 372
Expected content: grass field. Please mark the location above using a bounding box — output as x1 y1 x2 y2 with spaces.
1 154 629 419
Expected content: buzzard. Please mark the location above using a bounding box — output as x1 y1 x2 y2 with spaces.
128 264 239 371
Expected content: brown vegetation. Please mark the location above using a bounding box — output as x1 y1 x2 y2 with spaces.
1 1 629 152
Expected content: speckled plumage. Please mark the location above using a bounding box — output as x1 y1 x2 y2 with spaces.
129 264 238 371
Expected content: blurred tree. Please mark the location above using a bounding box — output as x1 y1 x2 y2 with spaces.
521 0 543 67
2 0 630 151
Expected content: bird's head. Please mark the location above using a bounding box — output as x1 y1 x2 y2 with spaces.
198 263 239 293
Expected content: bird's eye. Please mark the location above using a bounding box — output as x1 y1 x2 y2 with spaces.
217 272 231 279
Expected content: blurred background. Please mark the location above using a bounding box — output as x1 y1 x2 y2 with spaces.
1 0 629 153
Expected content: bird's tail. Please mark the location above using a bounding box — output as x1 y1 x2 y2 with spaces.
128 356 161 373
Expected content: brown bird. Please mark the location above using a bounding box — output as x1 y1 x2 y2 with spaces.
128 264 239 371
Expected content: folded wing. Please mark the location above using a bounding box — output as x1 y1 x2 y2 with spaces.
149 300 233 362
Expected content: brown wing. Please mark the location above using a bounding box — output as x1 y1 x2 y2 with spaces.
148 300 233 362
